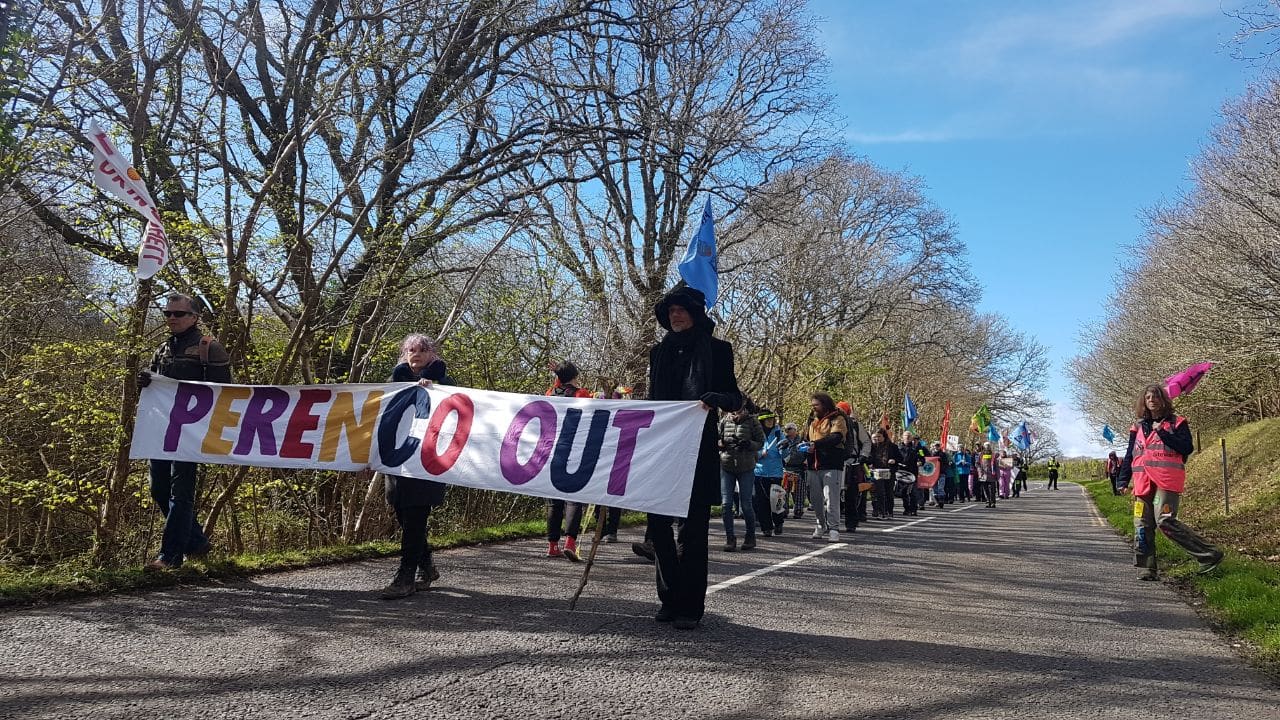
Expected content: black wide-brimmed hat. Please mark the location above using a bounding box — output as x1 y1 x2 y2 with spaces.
654 286 712 331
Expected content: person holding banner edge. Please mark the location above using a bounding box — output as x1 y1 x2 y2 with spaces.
380 333 453 599
647 286 743 630
136 294 232 572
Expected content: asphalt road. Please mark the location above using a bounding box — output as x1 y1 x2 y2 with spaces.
2 483 1275 720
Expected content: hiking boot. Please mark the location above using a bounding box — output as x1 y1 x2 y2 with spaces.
1198 551 1225 575
1138 556 1159 582
741 534 757 551
144 557 179 573
654 605 676 623
723 536 737 552
563 536 582 562
547 541 563 558
632 541 656 562
416 563 440 591
380 572 416 599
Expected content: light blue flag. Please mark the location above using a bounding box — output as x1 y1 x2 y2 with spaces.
903 391 918 428
1102 424 1115 443
1014 421 1032 451
987 424 1000 443
678 198 717 309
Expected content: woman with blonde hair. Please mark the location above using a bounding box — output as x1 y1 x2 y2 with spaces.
1118 383 1223 581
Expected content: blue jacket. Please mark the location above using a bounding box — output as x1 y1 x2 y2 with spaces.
952 450 972 477
755 425 785 478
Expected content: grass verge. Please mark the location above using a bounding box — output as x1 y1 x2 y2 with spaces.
0 512 647 608
1081 478 1280 679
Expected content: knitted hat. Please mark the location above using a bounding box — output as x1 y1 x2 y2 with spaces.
654 286 711 331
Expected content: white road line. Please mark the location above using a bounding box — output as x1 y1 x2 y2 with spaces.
877 502 976 533
706 542 846 595
1079 484 1106 526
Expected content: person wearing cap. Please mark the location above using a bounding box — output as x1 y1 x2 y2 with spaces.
544 361 593 561
647 286 743 629
752 409 787 536
779 422 808 519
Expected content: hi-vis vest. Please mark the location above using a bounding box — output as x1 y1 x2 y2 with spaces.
1130 416 1187 495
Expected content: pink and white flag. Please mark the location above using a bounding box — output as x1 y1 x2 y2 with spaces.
88 121 169 279
1165 362 1214 399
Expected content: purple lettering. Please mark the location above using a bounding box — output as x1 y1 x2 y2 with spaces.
163 383 215 451
232 386 291 456
500 401 557 485
608 410 655 496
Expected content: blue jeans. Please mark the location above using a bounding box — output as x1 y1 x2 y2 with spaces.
720 468 756 537
149 460 209 565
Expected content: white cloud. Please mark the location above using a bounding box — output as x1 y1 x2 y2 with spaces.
844 128 958 144
1050 400 1114 458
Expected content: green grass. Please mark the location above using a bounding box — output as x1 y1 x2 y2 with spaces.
0 512 647 608
1081 477 1280 676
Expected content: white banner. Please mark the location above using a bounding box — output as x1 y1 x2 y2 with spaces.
946 434 960 452
130 376 708 517
88 121 170 280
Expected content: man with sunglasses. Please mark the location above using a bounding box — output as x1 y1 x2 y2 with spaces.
136 294 233 571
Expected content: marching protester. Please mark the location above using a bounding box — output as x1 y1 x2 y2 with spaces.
719 402 764 551
997 450 1014 499
896 430 920 517
1046 455 1061 490
646 286 743 629
868 428 900 519
137 295 233 572
544 361 593 561
380 333 453 599
1012 457 1027 498
976 442 998 508
951 445 972 503
780 423 808 519
929 441 949 508
803 393 850 542
753 409 787 536
1106 450 1123 495
1119 384 1224 581
839 403 871 532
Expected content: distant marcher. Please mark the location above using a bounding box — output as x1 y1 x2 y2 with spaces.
380 333 453 599
951 447 972 503
753 410 787 536
646 286 743 629
1046 456 1060 490
1118 384 1223 581
779 423 808 519
839 403 871 531
137 295 233 572
803 393 849 542
868 428 901 518
544 361 593 561
1106 451 1123 495
895 431 920 516
976 443 998 508
719 404 764 551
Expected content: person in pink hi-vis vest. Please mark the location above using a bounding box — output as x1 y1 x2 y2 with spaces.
1118 383 1223 581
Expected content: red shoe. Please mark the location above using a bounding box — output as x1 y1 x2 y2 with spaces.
547 541 563 558
563 536 581 562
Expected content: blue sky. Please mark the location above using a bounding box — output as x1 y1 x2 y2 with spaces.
808 0 1260 456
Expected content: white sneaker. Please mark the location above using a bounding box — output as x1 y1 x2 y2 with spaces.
828 529 840 543
811 528 823 539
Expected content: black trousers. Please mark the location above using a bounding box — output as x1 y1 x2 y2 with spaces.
547 499 583 542
843 464 866 528
752 476 786 532
897 483 918 514
648 503 712 621
394 504 434 577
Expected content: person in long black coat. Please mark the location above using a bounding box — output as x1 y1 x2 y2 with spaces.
647 286 743 630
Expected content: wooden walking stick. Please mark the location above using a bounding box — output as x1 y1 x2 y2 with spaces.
569 504 609 610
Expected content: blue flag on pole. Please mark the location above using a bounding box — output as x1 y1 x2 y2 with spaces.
678 198 717 309
1102 424 1115 443
903 391 918 429
987 424 1000 443
1014 421 1032 451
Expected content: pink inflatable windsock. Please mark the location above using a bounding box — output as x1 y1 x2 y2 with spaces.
1164 362 1214 399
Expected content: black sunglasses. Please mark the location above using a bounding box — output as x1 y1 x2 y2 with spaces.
162 310 193 318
